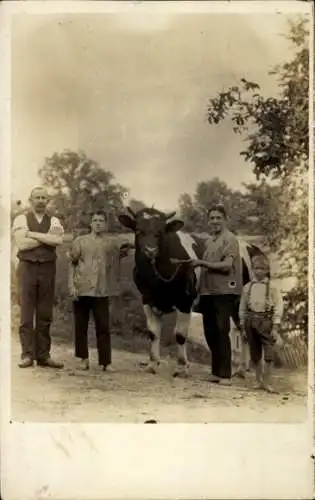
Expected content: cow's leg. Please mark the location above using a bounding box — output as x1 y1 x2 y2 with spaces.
143 305 162 374
173 310 190 378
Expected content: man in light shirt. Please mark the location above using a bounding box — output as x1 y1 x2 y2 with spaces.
191 204 242 386
12 186 64 369
239 254 284 393
68 211 131 372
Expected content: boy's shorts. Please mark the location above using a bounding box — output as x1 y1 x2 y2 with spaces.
244 311 276 363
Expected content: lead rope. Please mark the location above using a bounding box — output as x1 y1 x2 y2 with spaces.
151 259 183 283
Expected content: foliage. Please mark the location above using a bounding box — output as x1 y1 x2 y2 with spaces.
206 17 309 338
128 198 147 214
179 178 245 233
10 200 26 226
207 20 309 181
179 177 282 244
242 180 283 250
39 149 129 233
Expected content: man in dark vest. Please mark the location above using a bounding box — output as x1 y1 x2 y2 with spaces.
12 186 64 368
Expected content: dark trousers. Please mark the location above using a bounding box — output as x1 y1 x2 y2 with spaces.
73 296 111 366
244 311 275 364
199 294 236 379
17 260 56 361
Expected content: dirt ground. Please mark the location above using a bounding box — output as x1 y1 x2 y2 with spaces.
11 336 308 423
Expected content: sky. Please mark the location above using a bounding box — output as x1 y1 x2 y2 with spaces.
11 11 302 211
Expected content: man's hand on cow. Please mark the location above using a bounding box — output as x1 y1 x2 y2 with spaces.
192 259 207 268
170 258 204 268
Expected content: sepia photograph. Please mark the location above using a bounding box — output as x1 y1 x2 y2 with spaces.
8 4 312 426
1 1 313 499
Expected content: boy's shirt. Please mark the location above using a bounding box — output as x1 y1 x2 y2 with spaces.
239 277 284 326
68 233 129 298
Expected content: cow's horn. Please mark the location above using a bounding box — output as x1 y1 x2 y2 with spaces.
165 211 176 220
127 206 136 218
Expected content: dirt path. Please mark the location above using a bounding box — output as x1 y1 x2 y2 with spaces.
11 336 307 423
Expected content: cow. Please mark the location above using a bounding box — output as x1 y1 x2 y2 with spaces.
118 206 264 377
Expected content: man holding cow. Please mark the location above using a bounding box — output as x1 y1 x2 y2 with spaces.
12 188 259 383
190 204 242 385
118 203 260 381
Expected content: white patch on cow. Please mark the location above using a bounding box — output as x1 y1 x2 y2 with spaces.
142 212 155 220
174 310 190 370
143 304 163 365
238 238 254 280
143 304 163 338
177 231 201 287
174 310 191 337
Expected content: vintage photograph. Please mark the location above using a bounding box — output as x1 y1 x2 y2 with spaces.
10 7 311 424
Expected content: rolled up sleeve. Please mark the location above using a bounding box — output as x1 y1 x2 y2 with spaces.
223 237 239 261
69 238 81 264
50 217 64 239
12 215 27 247
271 286 284 324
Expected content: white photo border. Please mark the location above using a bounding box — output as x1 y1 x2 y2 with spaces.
0 2 314 499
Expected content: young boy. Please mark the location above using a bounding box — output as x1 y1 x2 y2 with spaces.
68 211 131 372
239 254 284 393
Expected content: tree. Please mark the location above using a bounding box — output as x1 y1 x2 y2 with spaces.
128 198 147 214
11 200 25 226
207 19 308 181
178 192 204 232
206 17 309 338
38 149 129 233
179 177 266 235
242 180 282 249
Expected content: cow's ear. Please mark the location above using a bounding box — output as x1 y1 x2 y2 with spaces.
118 214 136 231
165 219 184 232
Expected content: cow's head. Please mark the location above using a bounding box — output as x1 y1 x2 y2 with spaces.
118 207 184 260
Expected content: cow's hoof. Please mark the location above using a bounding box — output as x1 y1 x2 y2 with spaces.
139 361 149 367
172 368 189 379
145 364 158 374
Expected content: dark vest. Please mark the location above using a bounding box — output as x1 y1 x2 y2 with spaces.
17 212 57 263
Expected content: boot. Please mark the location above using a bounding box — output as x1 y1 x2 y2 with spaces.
77 358 89 371
37 357 64 369
18 356 34 368
102 364 115 372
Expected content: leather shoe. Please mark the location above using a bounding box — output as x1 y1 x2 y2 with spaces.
18 357 34 368
37 357 64 369
102 364 115 372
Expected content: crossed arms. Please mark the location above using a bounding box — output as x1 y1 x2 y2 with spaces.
13 214 64 251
